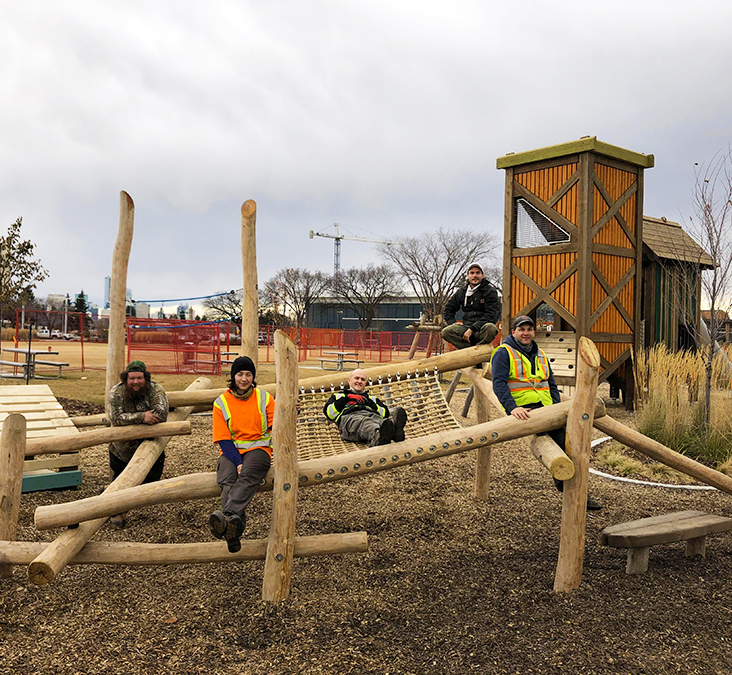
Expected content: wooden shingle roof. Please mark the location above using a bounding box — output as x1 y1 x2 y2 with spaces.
643 216 715 268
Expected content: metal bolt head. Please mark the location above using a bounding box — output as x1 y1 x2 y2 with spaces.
283 483 291 491
582 413 589 421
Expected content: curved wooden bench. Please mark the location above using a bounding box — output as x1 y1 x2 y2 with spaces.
601 510 732 574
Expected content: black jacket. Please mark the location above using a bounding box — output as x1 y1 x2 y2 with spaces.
443 278 500 332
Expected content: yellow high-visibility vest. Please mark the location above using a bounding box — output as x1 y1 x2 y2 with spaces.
491 343 553 409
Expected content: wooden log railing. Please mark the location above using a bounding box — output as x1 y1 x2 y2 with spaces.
25 421 191 457
1 533 368 566
35 400 606 531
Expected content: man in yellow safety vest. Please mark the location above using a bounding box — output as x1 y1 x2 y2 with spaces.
491 315 602 510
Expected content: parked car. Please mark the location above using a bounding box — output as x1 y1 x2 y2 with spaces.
37 328 51 339
51 329 61 338
62 332 77 340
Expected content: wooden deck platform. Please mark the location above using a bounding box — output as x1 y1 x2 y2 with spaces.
0 384 82 492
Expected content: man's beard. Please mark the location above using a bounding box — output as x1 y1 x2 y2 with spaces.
125 381 148 405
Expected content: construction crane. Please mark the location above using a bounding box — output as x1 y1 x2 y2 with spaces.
309 222 393 275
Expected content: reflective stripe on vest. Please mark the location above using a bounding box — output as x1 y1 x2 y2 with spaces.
493 343 553 408
214 389 272 451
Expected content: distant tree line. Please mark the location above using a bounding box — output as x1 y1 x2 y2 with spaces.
203 228 501 330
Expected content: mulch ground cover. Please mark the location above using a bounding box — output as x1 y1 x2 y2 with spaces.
2 395 732 674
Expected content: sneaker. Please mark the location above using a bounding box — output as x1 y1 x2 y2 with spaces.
109 513 126 528
392 407 407 442
227 536 242 554
208 510 227 540
374 418 395 446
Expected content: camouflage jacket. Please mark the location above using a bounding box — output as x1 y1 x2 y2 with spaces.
106 380 169 462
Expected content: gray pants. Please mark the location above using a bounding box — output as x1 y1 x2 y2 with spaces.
216 448 271 519
441 322 498 350
338 409 383 446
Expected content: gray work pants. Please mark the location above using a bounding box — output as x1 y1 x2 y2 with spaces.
338 409 383 445
216 448 271 519
441 322 498 350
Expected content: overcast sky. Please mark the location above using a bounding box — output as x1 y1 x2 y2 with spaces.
2 1 731 315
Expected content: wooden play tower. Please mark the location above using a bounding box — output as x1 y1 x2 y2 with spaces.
497 137 655 400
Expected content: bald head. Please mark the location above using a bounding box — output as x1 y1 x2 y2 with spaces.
348 369 368 392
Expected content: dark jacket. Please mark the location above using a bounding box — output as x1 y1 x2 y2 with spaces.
490 334 560 413
443 278 500 333
323 388 389 424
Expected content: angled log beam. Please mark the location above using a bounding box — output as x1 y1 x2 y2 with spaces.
28 377 213 585
1 532 368 566
25 421 191 457
594 415 732 495
0 414 26 577
554 337 601 593
262 331 299 603
36 400 607 530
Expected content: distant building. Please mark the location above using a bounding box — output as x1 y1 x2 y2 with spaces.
46 293 66 310
89 304 99 321
135 302 151 319
104 277 111 309
306 296 424 331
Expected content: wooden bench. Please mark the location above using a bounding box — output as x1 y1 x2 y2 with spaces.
601 510 732 574
32 359 69 379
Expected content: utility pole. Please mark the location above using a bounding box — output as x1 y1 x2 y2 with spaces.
309 223 392 275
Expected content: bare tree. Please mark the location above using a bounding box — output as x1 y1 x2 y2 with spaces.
689 150 732 424
376 228 500 322
329 264 401 330
202 290 243 322
262 268 330 327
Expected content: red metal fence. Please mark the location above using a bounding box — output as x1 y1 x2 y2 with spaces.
126 319 443 374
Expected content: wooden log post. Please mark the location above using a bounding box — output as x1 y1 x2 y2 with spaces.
1 532 368 566
25 421 191 458
105 191 135 405
27 376 213 586
407 314 426 360
470 367 492 501
262 331 299 602
241 200 259 369
0 414 26 577
553 337 601 593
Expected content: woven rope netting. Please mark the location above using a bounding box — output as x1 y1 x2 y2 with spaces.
295 372 461 462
